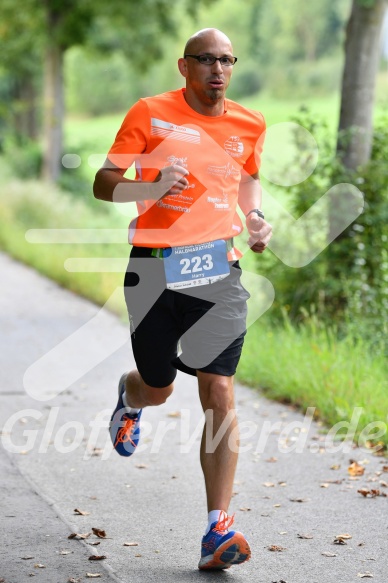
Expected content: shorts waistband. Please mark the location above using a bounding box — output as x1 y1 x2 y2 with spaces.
130 238 234 259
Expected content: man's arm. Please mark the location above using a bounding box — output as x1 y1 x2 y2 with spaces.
93 159 189 203
238 172 272 254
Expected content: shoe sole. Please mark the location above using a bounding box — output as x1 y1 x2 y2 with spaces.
198 532 251 570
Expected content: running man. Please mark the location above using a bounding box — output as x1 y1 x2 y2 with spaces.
93 28 272 570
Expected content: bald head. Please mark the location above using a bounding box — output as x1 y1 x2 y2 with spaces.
184 28 233 56
178 28 235 115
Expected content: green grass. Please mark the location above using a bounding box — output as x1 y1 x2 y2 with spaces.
237 314 388 450
0 177 130 317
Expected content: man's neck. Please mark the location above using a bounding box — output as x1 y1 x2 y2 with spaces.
183 89 226 117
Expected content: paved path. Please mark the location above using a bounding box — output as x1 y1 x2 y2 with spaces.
0 252 387 583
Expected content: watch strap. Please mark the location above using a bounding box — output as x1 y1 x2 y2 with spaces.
246 208 265 219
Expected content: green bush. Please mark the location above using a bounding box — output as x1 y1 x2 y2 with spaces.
2 137 42 179
256 109 388 354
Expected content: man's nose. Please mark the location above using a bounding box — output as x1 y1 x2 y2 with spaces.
211 59 223 73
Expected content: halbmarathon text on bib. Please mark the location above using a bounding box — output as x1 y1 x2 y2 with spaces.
163 240 230 290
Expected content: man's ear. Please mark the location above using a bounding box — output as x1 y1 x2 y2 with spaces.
178 57 188 78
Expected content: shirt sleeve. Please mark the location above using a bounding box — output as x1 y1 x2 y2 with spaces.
243 112 266 177
107 99 150 170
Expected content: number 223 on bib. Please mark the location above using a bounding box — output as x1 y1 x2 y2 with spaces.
162 239 230 290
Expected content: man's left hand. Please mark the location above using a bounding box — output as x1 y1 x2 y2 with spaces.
246 214 273 254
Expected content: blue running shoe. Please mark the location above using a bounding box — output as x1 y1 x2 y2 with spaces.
109 373 142 457
198 512 251 570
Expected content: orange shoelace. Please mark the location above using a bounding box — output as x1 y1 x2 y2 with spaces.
213 511 235 534
114 415 137 447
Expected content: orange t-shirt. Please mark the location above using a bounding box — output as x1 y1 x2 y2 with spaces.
108 88 265 249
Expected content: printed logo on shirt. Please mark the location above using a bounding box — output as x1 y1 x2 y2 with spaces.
207 162 240 179
151 118 201 144
164 155 195 190
224 136 244 158
163 193 194 207
207 191 229 211
156 200 191 213
165 155 188 168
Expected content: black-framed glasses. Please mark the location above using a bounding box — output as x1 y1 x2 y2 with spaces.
184 54 238 66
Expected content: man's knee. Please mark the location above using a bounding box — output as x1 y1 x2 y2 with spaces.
198 374 235 414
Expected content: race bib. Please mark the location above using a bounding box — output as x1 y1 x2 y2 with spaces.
163 240 230 290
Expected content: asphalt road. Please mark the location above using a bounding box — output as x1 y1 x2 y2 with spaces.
0 252 387 583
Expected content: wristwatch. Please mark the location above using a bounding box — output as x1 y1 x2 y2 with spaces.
246 209 265 219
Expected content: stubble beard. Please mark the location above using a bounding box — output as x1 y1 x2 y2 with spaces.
205 87 225 103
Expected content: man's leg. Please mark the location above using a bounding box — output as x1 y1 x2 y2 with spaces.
124 369 174 408
196 370 250 570
197 371 238 513
109 371 173 457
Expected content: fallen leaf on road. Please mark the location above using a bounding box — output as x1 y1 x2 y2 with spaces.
331 464 341 470
289 497 309 503
86 574 101 579
123 542 139 547
268 545 286 552
34 564 45 568
321 552 337 557
135 553 142 557
297 533 313 539
320 483 330 488
379 480 388 488
68 578 81 583
333 537 348 545
239 507 251 511
21 556 34 560
91 528 106 538
135 464 148 469
88 542 101 546
60 550 72 555
74 508 90 516
382 465 388 472
266 457 278 463
263 482 275 487
358 573 373 578
88 555 106 561
335 533 352 540
348 461 365 476
68 532 91 540
167 411 181 417
357 488 385 498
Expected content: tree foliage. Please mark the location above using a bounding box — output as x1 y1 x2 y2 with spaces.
0 0 213 180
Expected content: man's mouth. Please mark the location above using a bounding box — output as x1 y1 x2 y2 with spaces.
208 79 224 89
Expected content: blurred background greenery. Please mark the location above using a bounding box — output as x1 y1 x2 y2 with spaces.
0 0 387 449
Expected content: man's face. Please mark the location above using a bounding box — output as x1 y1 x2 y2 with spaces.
180 31 234 108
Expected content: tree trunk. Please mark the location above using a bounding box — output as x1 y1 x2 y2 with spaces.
41 36 64 182
336 0 387 170
16 76 39 142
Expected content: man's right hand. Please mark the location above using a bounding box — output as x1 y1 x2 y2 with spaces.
150 165 189 199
